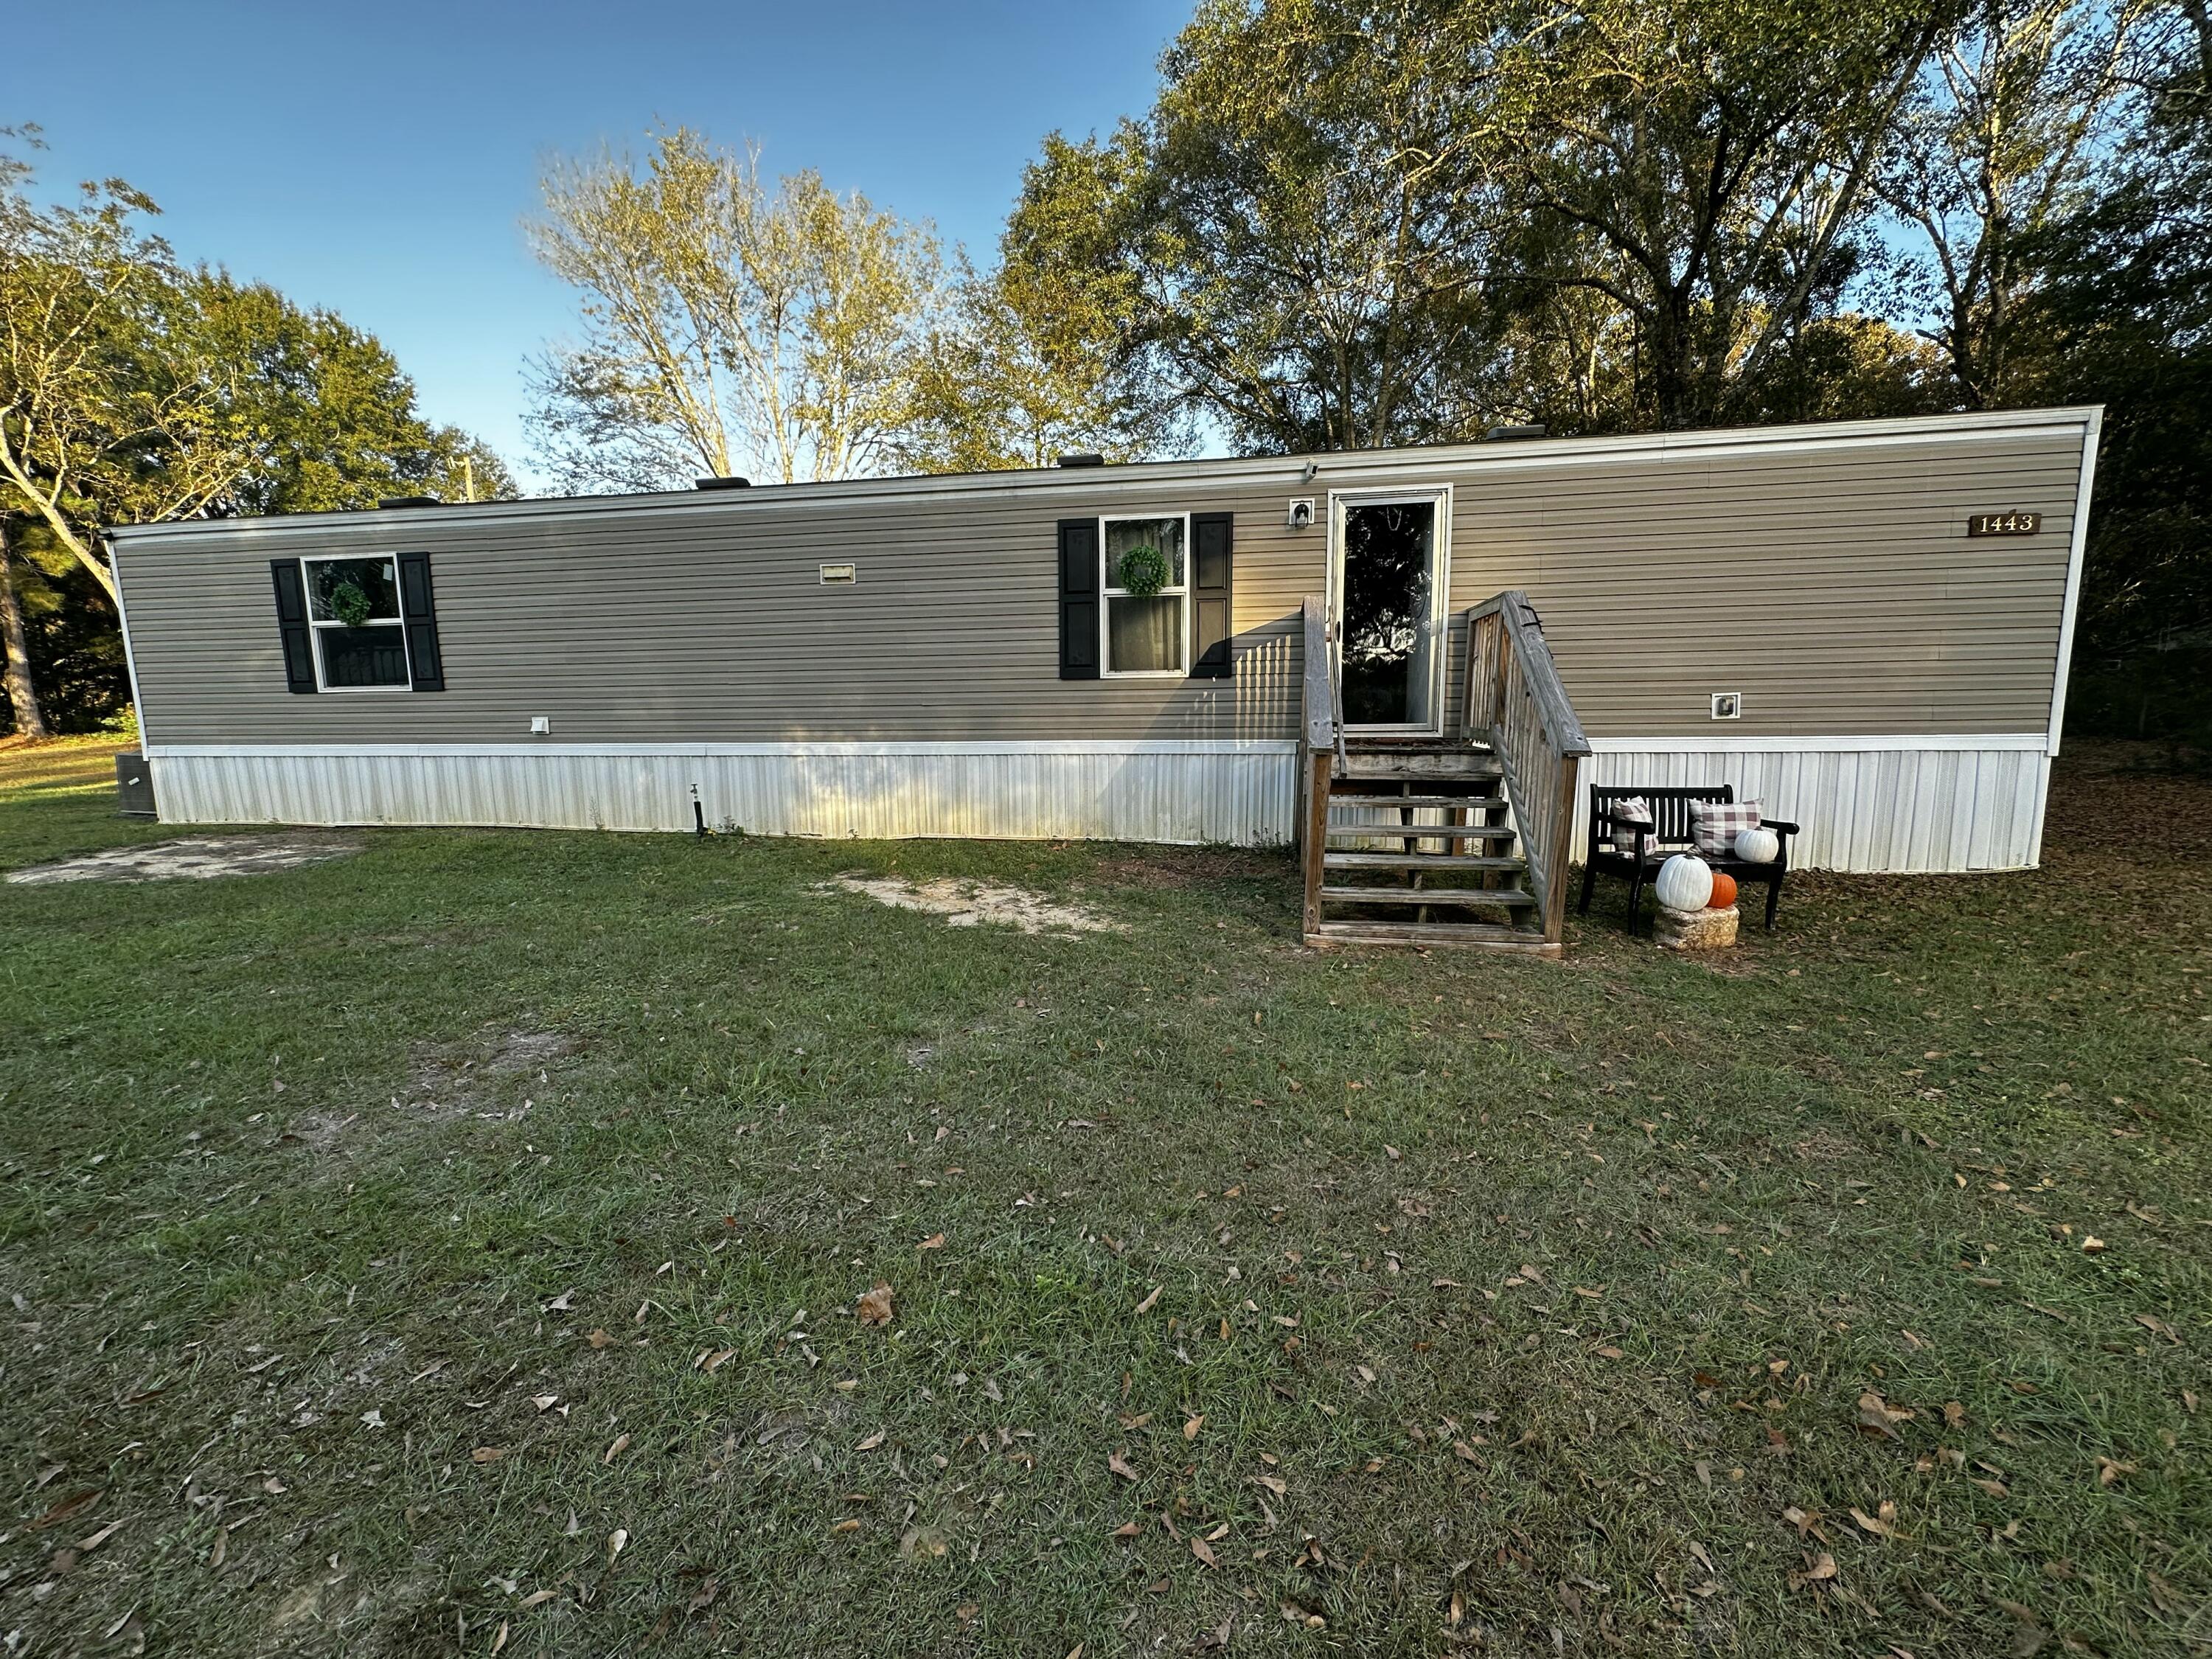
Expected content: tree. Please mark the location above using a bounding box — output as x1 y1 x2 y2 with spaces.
189 274 518 515
1496 0 1956 429
0 136 258 605
1875 0 2159 407
0 129 515 733
1005 0 1524 455
2011 0 2211 746
526 128 943 490
0 514 46 737
894 254 1176 473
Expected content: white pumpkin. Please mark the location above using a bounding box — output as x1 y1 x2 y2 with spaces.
1733 827 1781 864
1655 853 1713 911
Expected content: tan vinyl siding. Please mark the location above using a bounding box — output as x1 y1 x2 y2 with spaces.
1441 425 2086 737
116 411 2092 749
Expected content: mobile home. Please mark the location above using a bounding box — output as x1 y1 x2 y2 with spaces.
109 406 2099 950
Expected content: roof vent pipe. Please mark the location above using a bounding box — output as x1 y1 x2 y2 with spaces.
1484 424 1547 442
695 476 752 490
378 494 442 509
1056 453 1105 468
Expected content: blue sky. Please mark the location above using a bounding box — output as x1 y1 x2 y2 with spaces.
10 0 1192 487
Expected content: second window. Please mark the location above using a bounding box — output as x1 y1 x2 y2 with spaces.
1101 515 1188 676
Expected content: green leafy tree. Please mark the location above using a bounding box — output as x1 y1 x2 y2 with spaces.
1874 0 2160 407
0 129 513 733
1004 0 1523 454
189 274 518 515
894 253 1175 473
1497 0 1956 428
2014 2 2211 747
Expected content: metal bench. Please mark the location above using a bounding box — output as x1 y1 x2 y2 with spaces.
1579 784 1797 933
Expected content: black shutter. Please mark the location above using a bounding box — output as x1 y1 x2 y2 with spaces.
270 560 317 693
1057 518 1099 681
1189 511 1234 678
396 552 445 692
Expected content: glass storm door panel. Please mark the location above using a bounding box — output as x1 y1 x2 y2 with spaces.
1337 498 1440 728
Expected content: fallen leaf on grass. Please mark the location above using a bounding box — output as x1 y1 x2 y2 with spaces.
918 1234 946 1251
1793 1552 1838 1587
1850 1503 1899 1538
1111 1521 1142 1540
1183 1415 1205 1441
79 1517 125 1553
1109 1450 1140 1482
2096 1456 2137 1486
490 1621 509 1655
832 1519 861 1534
1251 1474 1287 1497
29 1490 100 1531
1192 1537 1220 1568
856 1283 895 1327
1133 1285 1163 1315
602 1433 631 1465
585 1328 616 1349
606 1528 628 1564
529 1394 560 1412
470 1447 507 1464
855 1430 887 1452
519 1590 557 1609
1856 1391 1913 1439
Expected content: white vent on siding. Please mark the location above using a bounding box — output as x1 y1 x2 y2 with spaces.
820 563 857 585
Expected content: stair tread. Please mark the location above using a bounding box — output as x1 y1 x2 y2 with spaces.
1308 919 1557 953
1323 852 1525 872
1328 793 1504 809
1319 885 1538 908
1326 826 1518 844
1336 768 1501 783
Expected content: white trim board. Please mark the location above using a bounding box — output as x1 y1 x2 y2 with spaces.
1586 733 2048 754
2046 406 2102 757
145 739 1302 761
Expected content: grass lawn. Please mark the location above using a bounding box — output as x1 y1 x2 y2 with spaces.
1 741 2207 1657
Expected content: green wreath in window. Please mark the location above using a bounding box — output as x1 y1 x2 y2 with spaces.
1116 544 1169 599
330 580 373 627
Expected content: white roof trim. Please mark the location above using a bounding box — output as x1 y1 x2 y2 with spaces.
105 406 2101 545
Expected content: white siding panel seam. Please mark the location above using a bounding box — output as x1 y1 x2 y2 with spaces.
148 745 1297 846
1574 743 2051 873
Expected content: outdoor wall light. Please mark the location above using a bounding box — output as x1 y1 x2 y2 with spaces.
1710 692 1742 720
1287 498 1315 530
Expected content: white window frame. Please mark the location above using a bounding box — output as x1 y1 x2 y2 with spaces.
1098 512 1192 680
300 553 411 693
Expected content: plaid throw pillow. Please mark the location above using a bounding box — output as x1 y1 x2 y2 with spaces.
1606 796 1654 855
1689 798 1761 857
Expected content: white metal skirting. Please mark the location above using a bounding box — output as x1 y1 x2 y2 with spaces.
144 736 2051 869
145 742 1299 846
1577 739 2052 873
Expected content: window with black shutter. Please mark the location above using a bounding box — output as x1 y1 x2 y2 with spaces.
277 553 445 692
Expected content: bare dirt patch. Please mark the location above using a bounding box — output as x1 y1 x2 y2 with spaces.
817 873 1123 936
5 833 361 885
278 1027 579 1168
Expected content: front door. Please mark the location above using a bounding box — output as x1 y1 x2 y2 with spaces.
1330 488 1450 732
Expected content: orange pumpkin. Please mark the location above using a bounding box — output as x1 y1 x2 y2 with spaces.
1707 871 1739 908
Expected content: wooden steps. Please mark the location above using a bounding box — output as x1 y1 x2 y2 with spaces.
1328 792 1503 810
1318 885 1536 908
1303 737 1548 951
1321 852 1523 872
1307 919 1564 956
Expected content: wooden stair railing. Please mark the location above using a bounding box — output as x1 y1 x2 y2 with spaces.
1462 591 1593 949
1298 596 1335 941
